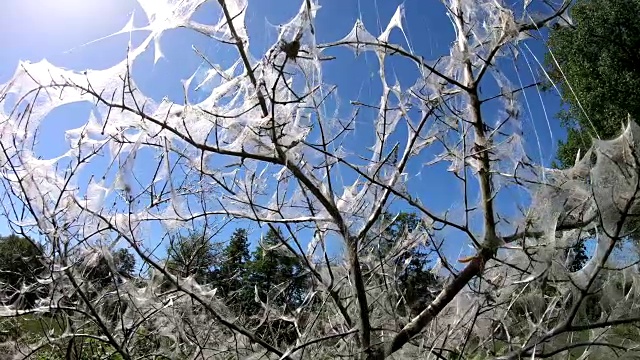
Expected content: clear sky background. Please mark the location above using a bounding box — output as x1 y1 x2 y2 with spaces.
0 0 569 264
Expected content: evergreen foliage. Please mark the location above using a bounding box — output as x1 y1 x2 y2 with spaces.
546 0 640 168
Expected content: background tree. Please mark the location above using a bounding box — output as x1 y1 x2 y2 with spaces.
247 228 309 346
546 0 640 168
164 231 222 284
84 248 136 290
249 228 308 310
216 228 253 311
372 212 440 316
545 0 640 270
0 234 45 308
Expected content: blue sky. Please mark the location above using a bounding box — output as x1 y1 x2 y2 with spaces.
0 0 569 265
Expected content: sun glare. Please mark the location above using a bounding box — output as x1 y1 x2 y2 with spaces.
20 0 134 34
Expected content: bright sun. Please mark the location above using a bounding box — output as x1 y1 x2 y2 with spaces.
21 0 132 30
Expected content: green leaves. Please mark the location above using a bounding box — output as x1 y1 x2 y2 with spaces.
546 0 640 168
372 212 439 315
85 248 136 290
0 234 44 287
248 228 307 310
545 0 640 269
165 231 222 283
0 234 45 308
